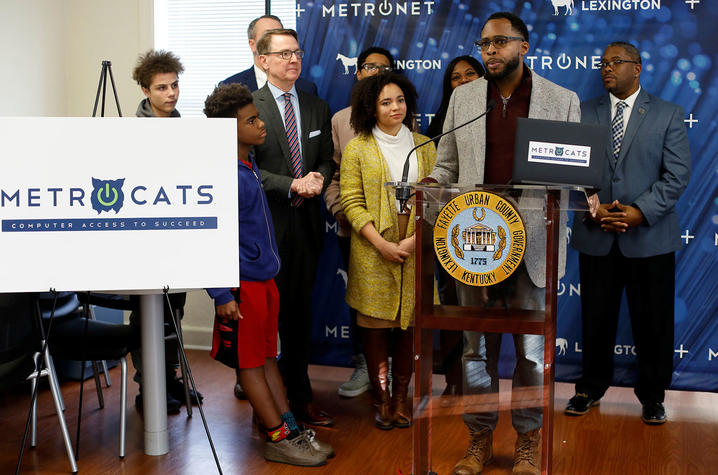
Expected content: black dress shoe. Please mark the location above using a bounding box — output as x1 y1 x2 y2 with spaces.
291 403 334 427
641 402 667 425
565 393 599 416
167 377 204 405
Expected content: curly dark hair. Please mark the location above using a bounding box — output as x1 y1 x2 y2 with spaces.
349 72 418 136
132 50 184 89
203 84 254 118
425 55 485 139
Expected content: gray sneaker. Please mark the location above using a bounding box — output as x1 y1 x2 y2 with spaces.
301 428 335 458
337 354 371 398
263 434 327 467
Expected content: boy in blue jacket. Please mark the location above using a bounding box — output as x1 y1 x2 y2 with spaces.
204 84 333 467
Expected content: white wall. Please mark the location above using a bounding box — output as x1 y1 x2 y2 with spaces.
0 0 216 348
0 0 67 116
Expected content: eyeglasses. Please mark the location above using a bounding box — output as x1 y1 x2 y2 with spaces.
599 59 638 69
474 35 525 52
265 49 305 60
361 63 392 73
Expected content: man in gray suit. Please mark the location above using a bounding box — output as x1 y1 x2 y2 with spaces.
426 12 579 475
252 28 335 427
565 42 691 425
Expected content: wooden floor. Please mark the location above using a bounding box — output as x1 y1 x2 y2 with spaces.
2 350 717 474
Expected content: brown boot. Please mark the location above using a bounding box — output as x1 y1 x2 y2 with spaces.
391 328 414 428
512 429 541 475
364 329 393 430
452 429 493 475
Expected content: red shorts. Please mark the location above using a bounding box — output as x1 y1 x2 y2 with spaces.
210 280 279 369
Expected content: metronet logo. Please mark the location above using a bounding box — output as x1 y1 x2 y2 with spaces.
321 0 435 17
91 177 125 214
526 54 602 71
580 0 661 11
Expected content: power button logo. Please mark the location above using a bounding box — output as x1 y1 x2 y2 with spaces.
91 177 125 214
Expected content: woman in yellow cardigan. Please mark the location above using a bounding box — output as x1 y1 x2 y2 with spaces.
340 73 436 430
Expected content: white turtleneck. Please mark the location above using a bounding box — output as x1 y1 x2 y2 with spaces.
372 124 418 185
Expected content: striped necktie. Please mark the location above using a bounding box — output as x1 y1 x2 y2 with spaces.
283 92 303 207
611 101 627 161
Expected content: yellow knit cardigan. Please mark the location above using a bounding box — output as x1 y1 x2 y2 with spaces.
339 131 436 330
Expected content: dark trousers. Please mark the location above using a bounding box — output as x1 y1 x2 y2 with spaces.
276 207 320 406
576 243 675 404
337 235 362 356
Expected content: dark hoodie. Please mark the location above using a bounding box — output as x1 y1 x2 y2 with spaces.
135 98 181 118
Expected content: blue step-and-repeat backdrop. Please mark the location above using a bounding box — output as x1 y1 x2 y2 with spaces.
297 0 718 392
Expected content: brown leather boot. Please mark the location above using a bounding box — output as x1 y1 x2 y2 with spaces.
364 328 393 430
391 328 413 428
452 429 493 475
512 429 541 475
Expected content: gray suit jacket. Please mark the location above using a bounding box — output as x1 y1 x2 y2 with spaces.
429 70 581 287
252 84 335 249
571 89 691 257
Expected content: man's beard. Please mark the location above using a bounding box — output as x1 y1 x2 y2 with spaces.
485 52 521 81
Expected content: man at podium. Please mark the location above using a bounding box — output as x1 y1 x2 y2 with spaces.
425 11 580 475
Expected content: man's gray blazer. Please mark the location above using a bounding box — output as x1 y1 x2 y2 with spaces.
429 71 581 288
571 88 691 258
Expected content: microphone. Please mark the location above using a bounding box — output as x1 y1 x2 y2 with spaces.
395 98 497 209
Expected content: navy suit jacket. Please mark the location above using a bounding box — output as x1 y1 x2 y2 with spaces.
221 66 318 95
251 84 334 250
571 89 691 258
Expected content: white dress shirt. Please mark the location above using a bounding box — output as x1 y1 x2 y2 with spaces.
609 86 641 135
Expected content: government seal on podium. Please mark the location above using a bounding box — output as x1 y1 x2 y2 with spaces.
433 191 526 287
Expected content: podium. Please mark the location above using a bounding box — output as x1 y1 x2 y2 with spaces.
404 183 589 475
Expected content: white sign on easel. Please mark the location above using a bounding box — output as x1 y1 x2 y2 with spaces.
0 117 239 292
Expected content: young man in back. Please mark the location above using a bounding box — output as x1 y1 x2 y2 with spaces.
205 83 333 466
130 49 202 413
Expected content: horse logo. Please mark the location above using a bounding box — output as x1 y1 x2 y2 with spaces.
551 0 574 15
336 53 357 75
556 338 568 355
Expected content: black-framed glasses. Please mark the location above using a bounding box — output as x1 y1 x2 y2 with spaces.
599 59 638 69
265 49 305 60
474 35 525 51
361 63 392 73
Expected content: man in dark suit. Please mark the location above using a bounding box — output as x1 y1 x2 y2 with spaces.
251 28 335 426
220 14 317 95
566 41 691 425
222 15 318 402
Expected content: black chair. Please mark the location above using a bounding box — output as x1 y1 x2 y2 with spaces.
46 295 140 459
0 292 77 473
83 293 197 415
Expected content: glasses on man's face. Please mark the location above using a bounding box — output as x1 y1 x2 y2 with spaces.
474 35 525 52
599 59 638 70
361 63 392 73
266 49 305 60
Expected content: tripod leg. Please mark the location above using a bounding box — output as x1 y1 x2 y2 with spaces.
106 62 123 117
92 62 107 117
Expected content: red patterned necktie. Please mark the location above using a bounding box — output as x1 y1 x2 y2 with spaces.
283 92 303 207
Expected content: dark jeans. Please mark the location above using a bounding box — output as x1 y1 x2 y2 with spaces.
459 265 544 434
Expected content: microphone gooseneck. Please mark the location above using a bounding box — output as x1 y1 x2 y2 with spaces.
396 98 497 209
